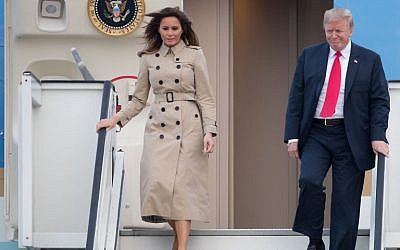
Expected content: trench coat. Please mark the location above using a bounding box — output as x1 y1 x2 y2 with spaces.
115 40 217 223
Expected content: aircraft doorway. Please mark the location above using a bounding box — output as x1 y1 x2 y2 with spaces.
232 0 333 228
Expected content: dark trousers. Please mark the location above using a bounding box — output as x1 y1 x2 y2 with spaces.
293 122 365 250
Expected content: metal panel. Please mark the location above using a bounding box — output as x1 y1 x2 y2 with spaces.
334 0 400 80
18 73 36 247
370 82 400 249
106 150 125 250
17 73 107 248
0 0 4 168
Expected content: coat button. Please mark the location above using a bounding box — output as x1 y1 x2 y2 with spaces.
149 115 153 119
176 65 181 69
159 80 163 85
175 106 179 111
155 53 160 57
156 66 160 70
175 58 180 61
175 79 179 84
176 121 180 125
160 134 164 139
195 114 199 118
161 107 166 112
176 135 181 140
161 123 166 127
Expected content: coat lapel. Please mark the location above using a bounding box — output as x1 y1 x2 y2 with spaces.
344 42 361 101
315 44 330 101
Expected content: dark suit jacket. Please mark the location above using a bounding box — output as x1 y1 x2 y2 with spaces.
284 42 390 171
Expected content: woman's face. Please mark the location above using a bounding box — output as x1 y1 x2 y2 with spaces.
159 16 183 47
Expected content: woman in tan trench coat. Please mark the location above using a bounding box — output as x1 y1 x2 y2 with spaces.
96 7 217 250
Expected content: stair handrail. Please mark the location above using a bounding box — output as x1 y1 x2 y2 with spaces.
86 80 113 250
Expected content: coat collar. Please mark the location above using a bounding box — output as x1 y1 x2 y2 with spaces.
159 40 186 57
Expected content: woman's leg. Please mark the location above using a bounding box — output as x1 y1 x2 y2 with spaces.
167 220 178 250
175 220 191 250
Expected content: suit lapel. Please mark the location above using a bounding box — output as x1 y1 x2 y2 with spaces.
344 42 361 101
315 44 330 101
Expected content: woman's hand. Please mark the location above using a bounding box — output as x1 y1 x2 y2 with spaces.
203 132 215 153
96 116 119 132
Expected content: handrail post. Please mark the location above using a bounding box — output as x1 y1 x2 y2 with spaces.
373 153 386 250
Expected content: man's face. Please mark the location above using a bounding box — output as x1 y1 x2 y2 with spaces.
324 19 353 51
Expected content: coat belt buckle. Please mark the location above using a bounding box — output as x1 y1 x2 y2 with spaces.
166 92 174 102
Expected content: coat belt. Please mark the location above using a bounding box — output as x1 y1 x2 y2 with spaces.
154 92 196 103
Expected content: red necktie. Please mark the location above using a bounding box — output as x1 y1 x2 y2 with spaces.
320 51 341 118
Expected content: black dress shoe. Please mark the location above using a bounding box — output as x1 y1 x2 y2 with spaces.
307 241 325 250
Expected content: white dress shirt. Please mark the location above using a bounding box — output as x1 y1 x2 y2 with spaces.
314 41 351 119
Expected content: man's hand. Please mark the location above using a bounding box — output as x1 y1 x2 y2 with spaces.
372 140 389 157
288 141 299 159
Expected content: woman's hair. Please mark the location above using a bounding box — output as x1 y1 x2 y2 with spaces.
323 8 354 30
138 7 199 56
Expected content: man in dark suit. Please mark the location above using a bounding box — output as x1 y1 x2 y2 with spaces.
284 8 390 250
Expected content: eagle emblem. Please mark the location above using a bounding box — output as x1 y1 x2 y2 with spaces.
104 0 129 23
88 0 145 36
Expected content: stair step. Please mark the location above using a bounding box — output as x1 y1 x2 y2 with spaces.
118 229 369 250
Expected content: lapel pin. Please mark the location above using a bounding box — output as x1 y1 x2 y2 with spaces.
354 59 358 64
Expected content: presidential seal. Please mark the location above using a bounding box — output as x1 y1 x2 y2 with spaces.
88 0 145 36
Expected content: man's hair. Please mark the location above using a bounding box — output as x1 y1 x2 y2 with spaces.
323 8 354 30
